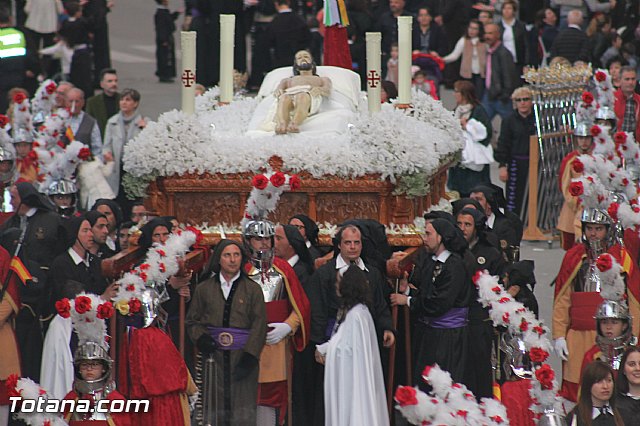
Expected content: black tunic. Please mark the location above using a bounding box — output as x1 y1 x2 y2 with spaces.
409 251 470 387
51 250 107 302
616 393 640 426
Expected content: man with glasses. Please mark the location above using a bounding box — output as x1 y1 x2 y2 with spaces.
494 87 536 220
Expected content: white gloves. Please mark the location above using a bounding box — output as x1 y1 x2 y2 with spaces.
554 337 569 361
266 322 292 345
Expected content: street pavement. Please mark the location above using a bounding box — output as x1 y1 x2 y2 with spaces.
108 0 565 386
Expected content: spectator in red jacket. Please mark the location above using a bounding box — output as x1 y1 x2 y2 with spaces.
614 65 640 141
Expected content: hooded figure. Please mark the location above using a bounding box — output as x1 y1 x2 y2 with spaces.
470 184 523 251
91 198 123 228
15 181 55 211
504 260 538 317
290 213 325 262
451 197 484 217
208 239 248 275
282 224 313 271
423 210 456 224
406 217 472 387
137 217 173 252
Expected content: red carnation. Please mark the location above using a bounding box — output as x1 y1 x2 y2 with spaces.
490 415 504 423
533 325 545 336
289 174 301 191
269 171 286 188
159 263 166 273
156 249 166 257
614 132 627 145
55 298 71 318
622 178 630 186
13 92 27 104
57 140 65 149
27 151 38 161
74 295 92 314
185 225 204 244
6 373 20 398
491 286 501 293
252 174 269 190
0 114 8 128
572 158 584 173
139 272 148 282
569 181 584 197
502 312 510 323
139 263 150 271
394 386 418 407
128 298 142 313
582 91 594 104
422 364 433 379
590 125 602 137
535 364 555 390
126 284 135 291
472 270 483 285
456 410 468 418
45 82 57 95
520 319 529 332
499 297 510 303
78 147 91 161
596 253 613 272
97 302 115 319
529 347 550 363
595 71 607 82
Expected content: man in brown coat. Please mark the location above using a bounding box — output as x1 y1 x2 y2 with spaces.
187 239 267 426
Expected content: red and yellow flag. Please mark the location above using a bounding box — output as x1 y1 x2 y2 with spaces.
65 126 75 142
10 256 32 285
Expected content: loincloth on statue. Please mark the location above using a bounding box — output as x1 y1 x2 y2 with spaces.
283 85 322 116
260 85 323 131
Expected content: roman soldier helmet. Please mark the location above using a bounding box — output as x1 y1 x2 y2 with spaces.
46 178 78 217
499 330 533 380
594 106 617 132
573 122 591 137
538 411 568 426
581 207 613 248
12 127 33 144
0 145 16 187
73 341 113 394
243 218 276 271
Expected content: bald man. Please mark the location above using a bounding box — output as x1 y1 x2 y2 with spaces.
65 88 103 159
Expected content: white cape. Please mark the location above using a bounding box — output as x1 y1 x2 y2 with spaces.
40 315 73 399
317 304 389 426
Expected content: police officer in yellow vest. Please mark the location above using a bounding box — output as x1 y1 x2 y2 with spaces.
0 6 26 113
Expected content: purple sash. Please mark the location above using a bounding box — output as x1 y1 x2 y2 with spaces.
207 326 250 351
325 318 336 339
420 307 468 329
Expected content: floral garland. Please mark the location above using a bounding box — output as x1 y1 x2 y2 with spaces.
113 230 196 316
243 171 300 224
31 80 57 118
473 271 560 420
123 88 463 197
394 364 508 425
4 375 67 426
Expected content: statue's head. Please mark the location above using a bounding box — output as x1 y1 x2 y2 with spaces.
293 50 317 76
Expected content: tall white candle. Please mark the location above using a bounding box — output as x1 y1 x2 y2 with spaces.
219 14 236 103
180 31 197 115
397 16 412 104
366 32 382 113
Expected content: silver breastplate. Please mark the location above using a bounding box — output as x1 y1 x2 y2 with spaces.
248 266 285 302
71 387 112 421
597 336 638 370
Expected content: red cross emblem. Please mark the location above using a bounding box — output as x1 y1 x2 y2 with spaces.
367 70 381 89
181 70 196 88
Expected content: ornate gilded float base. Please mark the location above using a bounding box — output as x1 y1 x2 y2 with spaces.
145 156 450 227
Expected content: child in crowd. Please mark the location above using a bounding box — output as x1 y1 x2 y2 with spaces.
385 43 399 86
412 70 438 99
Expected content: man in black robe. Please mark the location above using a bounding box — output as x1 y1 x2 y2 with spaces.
192 0 246 87
304 224 394 424
186 239 267 426
391 219 471 388
1 182 66 381
50 214 110 302
274 224 313 289
456 208 506 398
